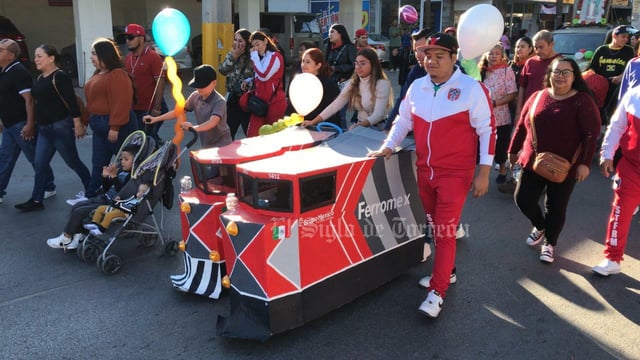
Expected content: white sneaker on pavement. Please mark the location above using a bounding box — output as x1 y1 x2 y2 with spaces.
47 233 72 249
455 224 466 239
44 190 57 199
418 271 457 288
592 259 621 276
540 244 554 263
66 191 88 206
418 289 444 318
527 227 546 246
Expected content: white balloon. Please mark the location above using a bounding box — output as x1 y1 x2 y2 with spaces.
457 5 504 59
574 51 584 60
289 73 323 116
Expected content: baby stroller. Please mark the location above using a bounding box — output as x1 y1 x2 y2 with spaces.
77 129 197 274
77 130 170 273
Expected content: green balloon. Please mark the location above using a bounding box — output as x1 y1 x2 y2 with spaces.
584 50 594 60
258 124 274 136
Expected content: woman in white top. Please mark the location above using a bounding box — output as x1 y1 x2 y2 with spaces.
303 48 392 130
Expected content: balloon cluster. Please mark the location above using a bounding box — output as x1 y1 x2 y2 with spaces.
258 113 304 136
574 48 594 61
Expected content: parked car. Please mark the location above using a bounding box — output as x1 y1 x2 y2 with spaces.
368 33 390 66
552 26 611 71
261 13 323 65
0 15 30 66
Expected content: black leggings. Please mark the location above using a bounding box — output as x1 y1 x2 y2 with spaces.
514 168 576 246
495 124 513 165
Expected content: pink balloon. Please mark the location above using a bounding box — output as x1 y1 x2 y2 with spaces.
400 5 418 25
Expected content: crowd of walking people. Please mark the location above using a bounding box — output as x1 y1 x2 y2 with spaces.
1 19 639 320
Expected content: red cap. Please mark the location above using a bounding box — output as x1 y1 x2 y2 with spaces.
124 24 145 36
355 28 368 37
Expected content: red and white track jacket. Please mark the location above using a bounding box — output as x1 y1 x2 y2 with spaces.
383 68 496 179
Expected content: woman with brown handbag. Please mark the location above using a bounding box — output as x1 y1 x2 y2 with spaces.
508 57 600 263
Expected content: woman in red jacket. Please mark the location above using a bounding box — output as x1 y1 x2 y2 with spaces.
244 31 287 137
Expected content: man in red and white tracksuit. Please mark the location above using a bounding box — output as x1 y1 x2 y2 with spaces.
593 86 640 276
370 33 495 318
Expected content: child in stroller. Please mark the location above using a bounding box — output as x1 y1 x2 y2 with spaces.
46 131 154 250
78 139 180 274
84 182 151 237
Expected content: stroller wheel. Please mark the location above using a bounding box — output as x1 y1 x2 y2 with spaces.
98 253 122 275
164 240 179 257
80 237 103 263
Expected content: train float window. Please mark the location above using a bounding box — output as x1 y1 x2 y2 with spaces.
239 174 293 212
300 171 336 212
192 162 236 195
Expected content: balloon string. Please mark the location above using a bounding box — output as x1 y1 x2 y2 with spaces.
165 56 186 146
146 61 167 114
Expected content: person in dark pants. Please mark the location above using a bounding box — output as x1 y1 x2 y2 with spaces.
123 24 167 143
509 58 600 264
218 28 254 139
15 45 91 212
0 38 55 207
384 27 430 131
84 38 138 198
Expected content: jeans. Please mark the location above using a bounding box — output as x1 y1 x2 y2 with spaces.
32 117 91 202
86 113 138 197
0 121 55 197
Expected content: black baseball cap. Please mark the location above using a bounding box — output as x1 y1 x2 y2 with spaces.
189 65 217 88
417 33 459 54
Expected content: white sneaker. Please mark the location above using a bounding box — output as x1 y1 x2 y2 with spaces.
592 259 621 276
67 233 84 250
47 233 72 249
527 227 546 246
418 270 457 288
66 191 88 206
0 196 3 204
83 223 98 231
90 228 103 237
455 224 466 239
44 190 57 199
418 289 443 318
540 244 554 263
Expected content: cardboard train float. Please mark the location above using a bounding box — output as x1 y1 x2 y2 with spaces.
172 126 425 340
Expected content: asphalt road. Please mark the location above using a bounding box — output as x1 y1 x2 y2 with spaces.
1 70 639 359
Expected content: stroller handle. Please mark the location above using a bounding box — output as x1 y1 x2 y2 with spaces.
185 127 199 149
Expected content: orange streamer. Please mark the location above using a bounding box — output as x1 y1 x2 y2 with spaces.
165 56 186 145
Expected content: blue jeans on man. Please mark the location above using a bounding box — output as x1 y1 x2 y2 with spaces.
86 113 138 198
0 120 55 198
31 117 91 203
